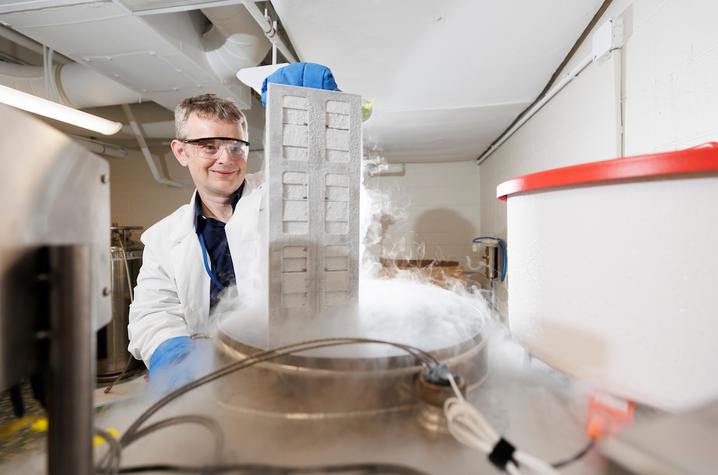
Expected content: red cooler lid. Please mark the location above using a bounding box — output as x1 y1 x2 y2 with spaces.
497 142 718 201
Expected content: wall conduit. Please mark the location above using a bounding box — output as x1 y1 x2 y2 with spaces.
475 0 617 166
122 103 184 188
475 53 594 166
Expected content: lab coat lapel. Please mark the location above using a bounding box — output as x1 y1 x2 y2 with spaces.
226 176 267 304
170 191 210 332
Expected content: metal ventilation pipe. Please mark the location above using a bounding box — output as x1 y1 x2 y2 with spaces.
201 5 272 81
0 62 141 108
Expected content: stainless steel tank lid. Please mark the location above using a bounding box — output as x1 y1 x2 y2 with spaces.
216 298 486 372
215 275 488 372
216 326 486 372
213 279 489 418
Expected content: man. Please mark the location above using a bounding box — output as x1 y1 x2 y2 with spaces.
128 93 264 389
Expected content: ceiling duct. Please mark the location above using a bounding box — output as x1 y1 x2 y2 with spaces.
0 1 269 111
0 62 140 108
201 4 271 82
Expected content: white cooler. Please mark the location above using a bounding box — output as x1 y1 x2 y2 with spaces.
497 143 718 411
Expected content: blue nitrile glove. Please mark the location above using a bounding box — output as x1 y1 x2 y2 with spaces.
148 336 213 395
261 62 340 107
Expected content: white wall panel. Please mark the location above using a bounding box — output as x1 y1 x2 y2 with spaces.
364 161 480 264
477 0 718 356
109 148 264 230
479 47 620 238
624 0 718 153
480 0 718 238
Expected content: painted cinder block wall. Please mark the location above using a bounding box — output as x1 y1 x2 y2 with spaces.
478 0 718 309
108 148 264 230
362 161 481 267
110 142 482 272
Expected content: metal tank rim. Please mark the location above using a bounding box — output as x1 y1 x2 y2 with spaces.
215 321 487 373
212 329 489 420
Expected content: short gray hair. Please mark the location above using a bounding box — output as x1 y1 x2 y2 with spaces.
174 93 248 139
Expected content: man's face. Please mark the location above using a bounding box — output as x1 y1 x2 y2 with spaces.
171 113 248 199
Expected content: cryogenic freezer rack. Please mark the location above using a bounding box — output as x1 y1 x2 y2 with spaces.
265 83 361 332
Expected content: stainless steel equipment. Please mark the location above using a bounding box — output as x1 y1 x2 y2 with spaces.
97 226 143 377
91 84 592 475
0 103 110 474
214 82 488 422
161 313 491 474
215 326 488 419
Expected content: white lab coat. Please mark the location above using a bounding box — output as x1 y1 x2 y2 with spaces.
128 172 266 365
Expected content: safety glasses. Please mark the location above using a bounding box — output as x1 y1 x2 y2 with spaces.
181 136 250 160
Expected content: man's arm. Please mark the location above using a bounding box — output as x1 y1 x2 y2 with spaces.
128 239 191 366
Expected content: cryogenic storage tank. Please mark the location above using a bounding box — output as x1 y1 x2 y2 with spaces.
214 322 487 418
97 226 143 378
497 143 718 411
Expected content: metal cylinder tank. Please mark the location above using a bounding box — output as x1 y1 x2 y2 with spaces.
214 321 488 420
96 226 144 378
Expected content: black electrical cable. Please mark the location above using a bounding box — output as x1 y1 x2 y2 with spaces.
116 462 430 474
102 338 440 474
124 414 224 460
121 337 437 446
95 428 122 475
551 438 596 469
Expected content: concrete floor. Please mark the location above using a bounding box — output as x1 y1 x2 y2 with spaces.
0 382 45 465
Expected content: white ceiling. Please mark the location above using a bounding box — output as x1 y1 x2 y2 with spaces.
272 0 605 162
0 0 605 162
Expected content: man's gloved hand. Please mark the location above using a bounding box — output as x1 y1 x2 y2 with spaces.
148 336 213 395
261 62 339 107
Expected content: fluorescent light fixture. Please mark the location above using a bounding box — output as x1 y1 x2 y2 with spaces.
0 84 122 135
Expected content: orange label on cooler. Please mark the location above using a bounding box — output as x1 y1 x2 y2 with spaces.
586 391 634 439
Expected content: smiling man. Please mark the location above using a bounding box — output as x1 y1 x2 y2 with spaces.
127 94 264 391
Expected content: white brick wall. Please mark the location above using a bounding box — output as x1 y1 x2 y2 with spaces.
108 149 192 229
109 148 264 229
623 0 718 153
363 161 480 264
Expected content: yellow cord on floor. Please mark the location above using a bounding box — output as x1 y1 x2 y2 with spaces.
93 427 119 446
0 416 117 446
0 416 45 439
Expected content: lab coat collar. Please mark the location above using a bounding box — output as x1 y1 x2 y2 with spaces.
169 172 263 245
167 191 199 244
193 182 246 234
